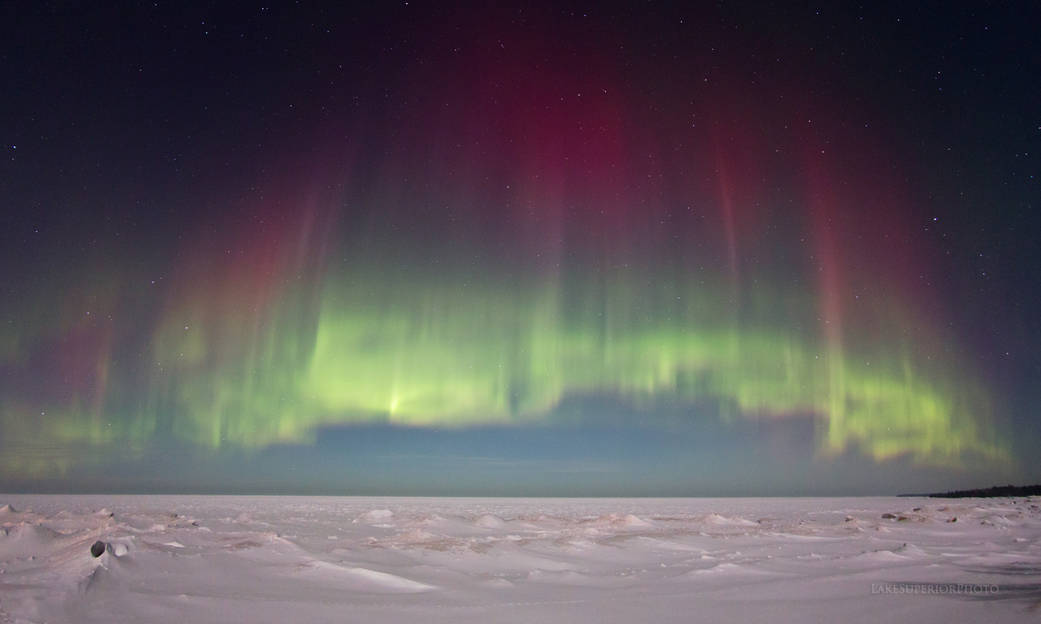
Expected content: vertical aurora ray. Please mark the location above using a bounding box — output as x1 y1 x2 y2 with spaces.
806 158 850 458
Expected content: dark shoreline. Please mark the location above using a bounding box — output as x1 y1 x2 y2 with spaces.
900 484 1041 498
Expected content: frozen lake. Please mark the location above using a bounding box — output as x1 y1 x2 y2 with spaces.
1 495 1039 622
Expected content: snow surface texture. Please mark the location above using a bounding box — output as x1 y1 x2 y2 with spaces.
1 496 1039 623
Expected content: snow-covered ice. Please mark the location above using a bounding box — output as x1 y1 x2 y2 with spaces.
1 495 1039 622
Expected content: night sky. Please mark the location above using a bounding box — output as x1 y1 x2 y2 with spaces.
2 2 1039 495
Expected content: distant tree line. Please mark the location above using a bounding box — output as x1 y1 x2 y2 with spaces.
924 484 1041 498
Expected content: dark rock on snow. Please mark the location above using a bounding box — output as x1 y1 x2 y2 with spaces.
90 540 107 558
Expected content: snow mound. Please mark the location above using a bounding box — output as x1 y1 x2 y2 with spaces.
356 509 394 523
79 562 114 594
635 536 707 552
393 528 440 543
703 513 758 527
892 542 929 558
295 560 435 593
0 523 64 558
526 568 611 586
474 514 505 528
415 514 451 527
852 549 907 563
686 562 775 576
585 513 653 528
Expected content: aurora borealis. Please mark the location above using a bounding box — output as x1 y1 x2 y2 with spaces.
2 3 1039 494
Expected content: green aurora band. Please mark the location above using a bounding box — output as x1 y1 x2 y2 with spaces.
0 242 1004 479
